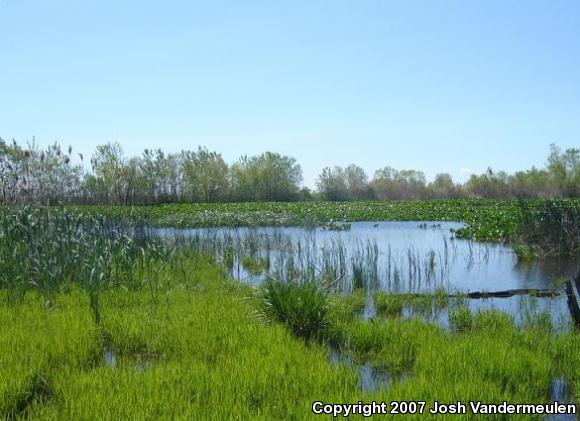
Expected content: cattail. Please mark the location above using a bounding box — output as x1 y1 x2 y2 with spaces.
68 145 72 155
24 150 30 158
40 151 46 162
79 153 84 161
64 156 70 165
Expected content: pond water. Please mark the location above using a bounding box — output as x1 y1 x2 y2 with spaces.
548 377 576 421
329 348 392 393
398 294 572 331
151 221 579 327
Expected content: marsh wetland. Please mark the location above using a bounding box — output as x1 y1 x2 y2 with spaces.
152 220 578 329
2 200 580 419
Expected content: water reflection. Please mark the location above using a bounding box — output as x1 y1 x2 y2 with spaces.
390 294 572 331
329 348 391 393
104 350 117 367
152 221 578 293
151 221 579 324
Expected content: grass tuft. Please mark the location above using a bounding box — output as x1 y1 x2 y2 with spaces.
257 279 329 341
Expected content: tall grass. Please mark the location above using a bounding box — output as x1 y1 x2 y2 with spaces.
0 207 168 324
0 290 100 419
515 199 580 259
156 227 464 294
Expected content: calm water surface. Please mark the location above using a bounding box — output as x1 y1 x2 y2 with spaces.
152 221 579 327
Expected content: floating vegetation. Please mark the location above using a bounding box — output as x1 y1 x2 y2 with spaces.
321 221 351 231
75 198 577 242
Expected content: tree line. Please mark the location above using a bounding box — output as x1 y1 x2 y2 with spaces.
312 144 579 200
0 138 578 205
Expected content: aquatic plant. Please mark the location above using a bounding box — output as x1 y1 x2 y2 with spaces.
0 207 169 319
374 293 404 318
321 221 351 231
514 199 580 258
448 305 473 333
257 278 329 341
74 198 541 242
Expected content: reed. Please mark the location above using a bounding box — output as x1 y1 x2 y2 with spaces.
152 227 469 296
515 199 580 258
0 207 171 326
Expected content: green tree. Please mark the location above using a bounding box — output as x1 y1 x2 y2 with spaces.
231 152 302 201
371 167 427 199
344 164 373 200
316 166 349 201
182 147 229 202
465 168 509 198
429 173 458 198
90 142 130 204
547 143 580 196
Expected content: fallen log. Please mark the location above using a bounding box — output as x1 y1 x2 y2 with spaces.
382 288 562 299
460 288 561 299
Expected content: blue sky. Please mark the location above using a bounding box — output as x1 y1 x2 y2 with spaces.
1 1 579 188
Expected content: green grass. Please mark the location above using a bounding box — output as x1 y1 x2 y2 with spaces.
2 206 580 419
0 290 101 419
241 255 270 275
0 207 162 306
374 290 451 320
327 303 579 417
257 279 329 341
0 255 577 419
8 257 360 420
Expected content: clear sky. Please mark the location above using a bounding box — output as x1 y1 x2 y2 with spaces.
1 1 579 188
